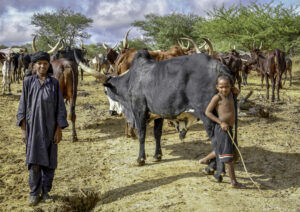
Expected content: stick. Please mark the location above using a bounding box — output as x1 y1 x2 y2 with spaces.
227 130 262 192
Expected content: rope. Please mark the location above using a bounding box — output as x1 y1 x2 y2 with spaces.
227 130 262 192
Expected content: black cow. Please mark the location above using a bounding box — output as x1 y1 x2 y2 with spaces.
17 53 31 82
75 50 236 166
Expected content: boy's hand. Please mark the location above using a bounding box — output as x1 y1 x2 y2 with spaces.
231 87 240 96
54 125 62 144
220 122 229 131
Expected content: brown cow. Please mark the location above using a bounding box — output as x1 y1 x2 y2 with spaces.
51 59 78 141
249 48 286 102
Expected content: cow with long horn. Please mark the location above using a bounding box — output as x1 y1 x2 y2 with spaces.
75 48 237 169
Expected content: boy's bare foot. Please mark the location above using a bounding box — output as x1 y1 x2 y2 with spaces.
199 158 209 164
232 182 245 189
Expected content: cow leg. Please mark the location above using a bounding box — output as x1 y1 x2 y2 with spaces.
271 76 275 102
276 75 281 102
134 111 147 166
261 74 264 88
265 75 269 100
153 118 163 162
289 70 292 86
242 71 248 86
69 101 77 142
283 70 287 86
81 68 84 81
128 126 136 139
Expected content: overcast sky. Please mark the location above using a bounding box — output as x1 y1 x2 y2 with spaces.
0 0 298 46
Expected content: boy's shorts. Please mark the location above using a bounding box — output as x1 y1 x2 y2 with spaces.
212 124 234 163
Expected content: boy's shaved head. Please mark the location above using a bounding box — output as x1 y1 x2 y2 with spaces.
216 74 234 86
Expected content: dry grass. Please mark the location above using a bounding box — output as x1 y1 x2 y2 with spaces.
0 59 300 211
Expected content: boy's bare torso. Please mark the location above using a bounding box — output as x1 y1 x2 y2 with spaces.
216 93 235 126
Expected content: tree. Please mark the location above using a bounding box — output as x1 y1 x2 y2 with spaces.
31 8 93 51
193 1 300 52
132 13 203 50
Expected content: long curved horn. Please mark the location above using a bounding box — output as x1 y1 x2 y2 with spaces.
102 43 108 50
47 38 63 55
198 41 206 49
74 50 108 84
259 41 262 50
123 28 132 49
48 43 54 49
59 39 65 50
32 35 38 53
201 37 213 56
253 41 256 50
180 38 200 53
112 41 119 49
178 40 184 48
186 41 190 49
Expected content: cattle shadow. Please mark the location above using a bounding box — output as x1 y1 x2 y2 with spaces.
163 139 300 191
98 171 205 205
78 117 127 142
1 93 21 101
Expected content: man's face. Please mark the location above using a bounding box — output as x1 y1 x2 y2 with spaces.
216 79 231 97
34 60 50 75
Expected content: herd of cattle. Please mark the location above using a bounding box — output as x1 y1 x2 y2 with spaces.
0 29 293 164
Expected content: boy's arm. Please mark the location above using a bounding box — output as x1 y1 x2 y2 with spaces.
205 95 221 125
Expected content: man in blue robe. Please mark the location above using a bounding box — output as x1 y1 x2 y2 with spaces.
16 51 68 206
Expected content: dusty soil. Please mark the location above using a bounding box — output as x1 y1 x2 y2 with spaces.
0 61 300 212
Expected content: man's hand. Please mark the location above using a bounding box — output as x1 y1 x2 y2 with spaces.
21 130 27 144
220 122 229 131
54 125 62 144
21 119 26 144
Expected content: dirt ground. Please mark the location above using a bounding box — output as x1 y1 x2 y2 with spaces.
0 60 300 212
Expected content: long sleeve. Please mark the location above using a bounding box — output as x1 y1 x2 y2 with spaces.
56 82 68 129
16 81 27 126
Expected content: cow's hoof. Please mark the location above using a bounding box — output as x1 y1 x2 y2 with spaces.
179 129 187 140
72 136 78 142
137 158 145 166
152 154 162 162
109 110 117 116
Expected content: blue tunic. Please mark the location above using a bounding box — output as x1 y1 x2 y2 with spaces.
16 75 68 169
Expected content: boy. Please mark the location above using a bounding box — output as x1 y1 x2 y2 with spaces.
203 74 244 189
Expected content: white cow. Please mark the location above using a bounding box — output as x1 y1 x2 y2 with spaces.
2 59 13 94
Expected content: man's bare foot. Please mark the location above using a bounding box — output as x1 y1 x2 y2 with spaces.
199 158 209 164
232 182 246 189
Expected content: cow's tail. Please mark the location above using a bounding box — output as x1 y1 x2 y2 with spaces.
70 64 77 122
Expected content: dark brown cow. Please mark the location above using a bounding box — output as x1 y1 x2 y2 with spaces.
51 59 78 141
249 48 286 102
114 45 186 75
283 58 292 86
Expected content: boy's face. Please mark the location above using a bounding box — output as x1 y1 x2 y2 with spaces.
34 60 50 75
216 79 231 97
